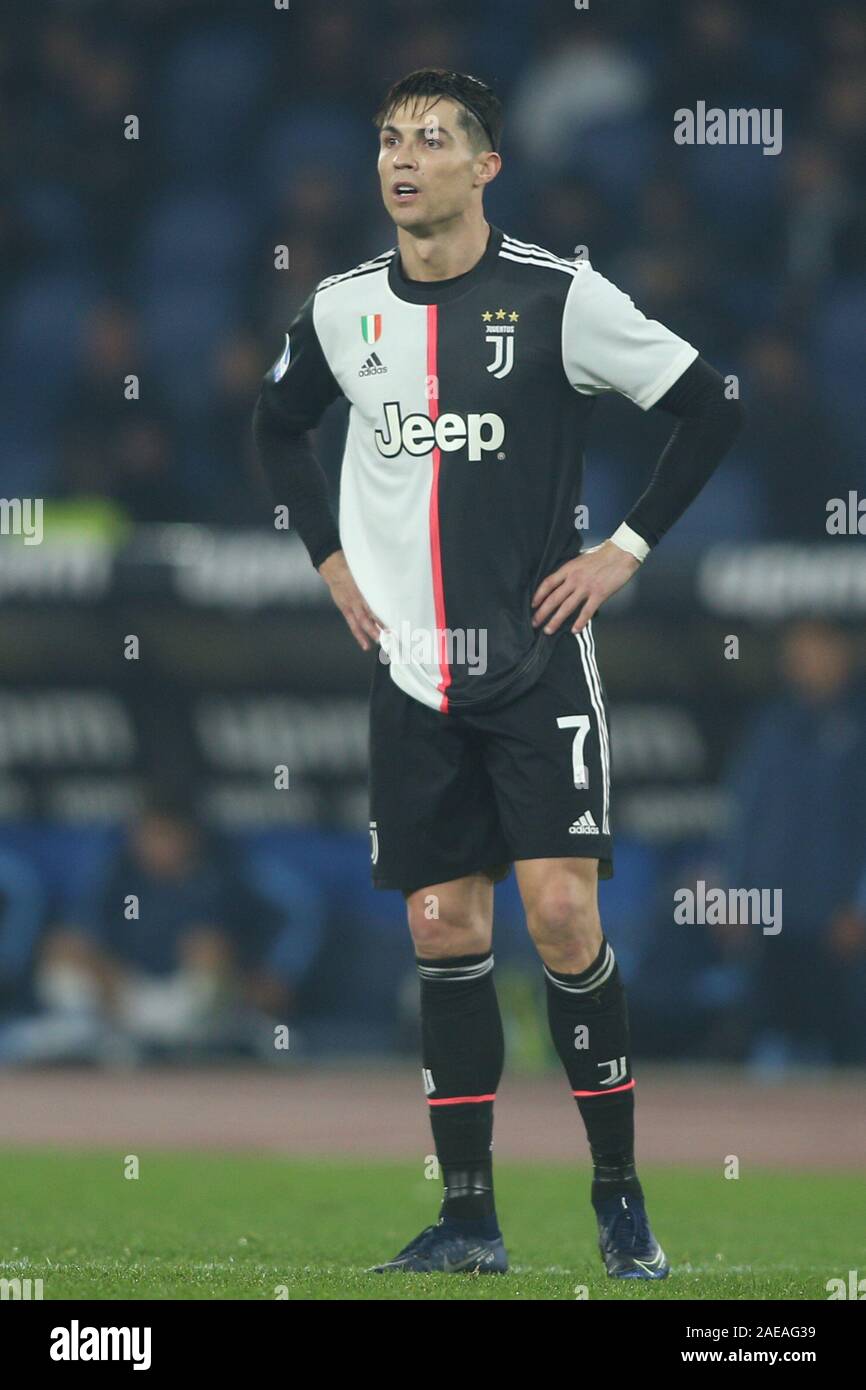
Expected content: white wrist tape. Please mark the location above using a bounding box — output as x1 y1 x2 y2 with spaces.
610 523 650 564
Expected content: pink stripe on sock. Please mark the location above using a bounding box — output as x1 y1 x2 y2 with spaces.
572 1079 636 1097
427 1093 496 1106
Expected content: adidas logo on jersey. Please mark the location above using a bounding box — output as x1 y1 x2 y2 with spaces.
359 352 387 377
375 401 505 462
569 811 599 834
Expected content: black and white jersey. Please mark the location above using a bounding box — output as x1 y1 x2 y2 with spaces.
261 224 697 714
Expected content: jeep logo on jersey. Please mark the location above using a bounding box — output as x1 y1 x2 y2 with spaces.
375 402 505 462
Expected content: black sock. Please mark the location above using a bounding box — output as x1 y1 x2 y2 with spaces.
544 937 644 1207
417 950 504 1237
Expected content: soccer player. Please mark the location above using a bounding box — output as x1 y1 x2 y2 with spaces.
253 69 744 1278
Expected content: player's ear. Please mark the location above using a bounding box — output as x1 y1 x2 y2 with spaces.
475 151 501 188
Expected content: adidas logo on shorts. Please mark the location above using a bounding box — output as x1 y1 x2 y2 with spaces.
569 811 599 834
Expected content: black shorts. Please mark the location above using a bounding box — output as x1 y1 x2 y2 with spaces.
368 623 614 895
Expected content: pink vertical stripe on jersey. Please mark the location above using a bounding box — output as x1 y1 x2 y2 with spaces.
426 303 451 712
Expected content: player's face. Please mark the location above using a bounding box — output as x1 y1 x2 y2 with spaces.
377 97 483 231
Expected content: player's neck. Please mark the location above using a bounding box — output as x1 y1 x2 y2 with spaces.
396 215 491 283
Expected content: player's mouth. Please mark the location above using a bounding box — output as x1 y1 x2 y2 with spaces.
391 181 420 203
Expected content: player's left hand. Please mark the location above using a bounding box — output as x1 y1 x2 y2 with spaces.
531 540 640 636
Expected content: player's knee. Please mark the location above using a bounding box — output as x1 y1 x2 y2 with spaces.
406 900 490 959
525 877 600 961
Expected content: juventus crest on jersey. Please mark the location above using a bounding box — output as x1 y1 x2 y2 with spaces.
261 225 697 714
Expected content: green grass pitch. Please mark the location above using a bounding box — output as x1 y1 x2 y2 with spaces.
0 1151 861 1300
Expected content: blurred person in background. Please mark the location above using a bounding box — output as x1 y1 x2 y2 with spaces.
55 301 189 524
0 792 330 1066
772 139 864 292
33 790 241 1060
207 329 274 522
724 621 866 1071
26 23 146 276
816 52 866 186
659 0 785 114
629 857 753 1064
742 330 858 538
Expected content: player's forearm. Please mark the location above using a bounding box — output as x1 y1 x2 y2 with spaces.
612 357 746 557
252 392 342 571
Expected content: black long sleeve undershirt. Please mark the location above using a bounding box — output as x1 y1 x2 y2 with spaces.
252 391 342 571
624 355 746 549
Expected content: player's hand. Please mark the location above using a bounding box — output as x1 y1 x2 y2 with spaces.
531 540 640 636
318 550 384 652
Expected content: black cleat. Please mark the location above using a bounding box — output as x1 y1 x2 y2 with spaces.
369 1220 508 1274
595 1193 670 1279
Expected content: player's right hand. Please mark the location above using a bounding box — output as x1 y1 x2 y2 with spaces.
318 550 384 652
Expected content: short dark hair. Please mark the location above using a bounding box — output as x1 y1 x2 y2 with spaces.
373 68 503 154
